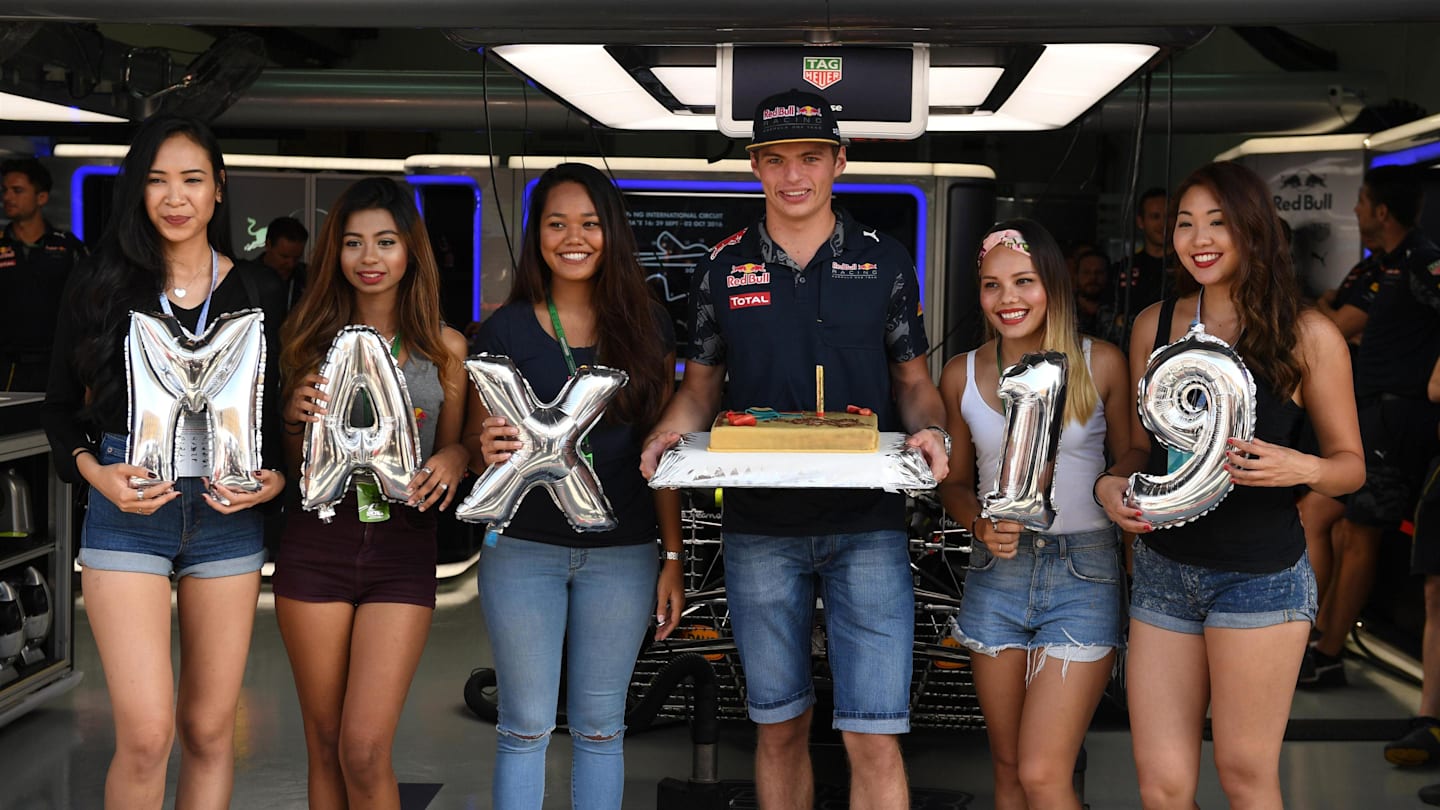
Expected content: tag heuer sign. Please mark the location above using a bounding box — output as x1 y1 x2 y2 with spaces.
803 56 843 91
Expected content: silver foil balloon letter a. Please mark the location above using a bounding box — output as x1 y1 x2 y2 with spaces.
1125 325 1256 528
125 309 266 491
982 351 1068 532
300 326 423 522
456 354 627 533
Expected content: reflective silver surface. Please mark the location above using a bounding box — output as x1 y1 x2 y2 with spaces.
1125 324 1257 529
982 351 1068 531
125 310 267 493
300 326 423 522
456 354 626 533
648 432 937 492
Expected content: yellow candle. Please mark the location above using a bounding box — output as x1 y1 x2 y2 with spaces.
816 364 825 416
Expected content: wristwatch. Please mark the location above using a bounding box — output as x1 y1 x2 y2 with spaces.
924 425 952 456
661 550 684 562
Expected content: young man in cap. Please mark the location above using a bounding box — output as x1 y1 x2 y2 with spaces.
641 89 949 809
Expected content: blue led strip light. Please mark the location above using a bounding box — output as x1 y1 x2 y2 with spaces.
406 174 486 323
70 164 120 243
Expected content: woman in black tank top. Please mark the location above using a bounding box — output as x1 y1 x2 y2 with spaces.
1093 162 1363 809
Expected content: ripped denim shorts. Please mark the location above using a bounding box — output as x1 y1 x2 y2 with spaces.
953 526 1125 669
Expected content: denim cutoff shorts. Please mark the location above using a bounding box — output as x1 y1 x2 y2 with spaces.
79 433 265 579
953 526 1124 668
723 529 913 734
1129 539 1318 634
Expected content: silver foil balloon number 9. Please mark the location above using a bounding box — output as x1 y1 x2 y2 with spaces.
982 351 1068 532
300 326 422 522
126 309 266 492
1125 325 1256 528
456 354 627 533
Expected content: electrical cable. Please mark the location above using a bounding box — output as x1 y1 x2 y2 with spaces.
480 49 518 270
1116 69 1153 347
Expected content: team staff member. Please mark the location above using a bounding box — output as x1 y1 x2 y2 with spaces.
1 157 87 391
1308 166 1440 687
641 89 950 810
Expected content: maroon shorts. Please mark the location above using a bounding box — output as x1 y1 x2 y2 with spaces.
272 492 438 608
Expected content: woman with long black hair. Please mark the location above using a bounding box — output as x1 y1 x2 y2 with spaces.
42 115 287 808
466 162 684 810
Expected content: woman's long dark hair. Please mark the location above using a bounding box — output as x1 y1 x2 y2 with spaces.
71 116 233 423
1172 161 1303 396
281 177 458 387
511 164 669 427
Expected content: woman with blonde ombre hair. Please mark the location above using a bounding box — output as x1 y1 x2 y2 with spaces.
938 218 1132 809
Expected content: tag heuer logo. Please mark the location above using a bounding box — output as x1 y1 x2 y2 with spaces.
803 56 842 91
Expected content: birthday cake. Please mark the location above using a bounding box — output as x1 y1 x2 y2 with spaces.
709 407 879 453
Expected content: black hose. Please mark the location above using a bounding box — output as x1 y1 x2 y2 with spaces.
625 653 720 745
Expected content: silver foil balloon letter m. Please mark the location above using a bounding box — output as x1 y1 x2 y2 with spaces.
982 351 1068 531
1125 325 1256 528
456 353 627 533
300 326 423 522
125 309 266 491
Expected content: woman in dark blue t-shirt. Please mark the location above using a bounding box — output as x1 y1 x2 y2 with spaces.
465 163 683 810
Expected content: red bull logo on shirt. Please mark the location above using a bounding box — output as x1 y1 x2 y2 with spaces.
709 228 748 260
803 56 843 91
830 261 879 280
727 263 771 288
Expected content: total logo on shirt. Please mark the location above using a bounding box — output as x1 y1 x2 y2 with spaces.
729 291 771 309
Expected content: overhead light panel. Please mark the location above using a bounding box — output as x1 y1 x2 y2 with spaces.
650 66 716 108
1 92 127 124
929 67 1004 108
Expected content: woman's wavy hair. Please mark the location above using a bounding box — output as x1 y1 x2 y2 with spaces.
281 177 458 387
511 163 669 427
70 115 232 423
979 218 1098 425
1171 161 1303 396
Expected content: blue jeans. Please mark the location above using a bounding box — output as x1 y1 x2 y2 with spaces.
723 529 913 734
478 534 656 810
1130 539 1318 634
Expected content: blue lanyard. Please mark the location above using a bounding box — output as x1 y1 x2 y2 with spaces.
158 247 219 337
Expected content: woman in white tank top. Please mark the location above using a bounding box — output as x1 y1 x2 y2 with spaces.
937 219 1133 810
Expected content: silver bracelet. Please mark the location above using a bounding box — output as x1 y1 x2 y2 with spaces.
661 550 684 562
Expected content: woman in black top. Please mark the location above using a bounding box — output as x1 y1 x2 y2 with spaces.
465 163 683 809
1094 161 1363 809
42 116 286 808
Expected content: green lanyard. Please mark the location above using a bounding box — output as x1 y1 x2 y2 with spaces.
546 296 594 467
389 330 402 360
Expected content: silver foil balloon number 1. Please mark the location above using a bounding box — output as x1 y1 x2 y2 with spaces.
300 326 423 522
1126 325 1256 528
456 353 627 533
125 309 266 493
982 351 1068 531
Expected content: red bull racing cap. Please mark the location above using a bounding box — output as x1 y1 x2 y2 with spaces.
747 89 843 151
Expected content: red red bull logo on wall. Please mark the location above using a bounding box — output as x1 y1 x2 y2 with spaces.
803 56 843 91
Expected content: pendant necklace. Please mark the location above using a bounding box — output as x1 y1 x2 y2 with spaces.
171 249 214 299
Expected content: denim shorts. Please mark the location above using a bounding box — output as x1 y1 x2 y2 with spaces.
723 529 913 734
79 433 265 579
953 526 1124 667
1129 539 1317 634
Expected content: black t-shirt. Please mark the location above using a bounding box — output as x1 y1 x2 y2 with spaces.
1108 250 1171 343
475 298 675 548
688 209 928 536
42 258 288 483
1141 298 1306 573
1354 229 1440 400
0 221 87 360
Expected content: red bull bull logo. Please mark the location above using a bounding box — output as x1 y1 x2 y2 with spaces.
727 263 771 288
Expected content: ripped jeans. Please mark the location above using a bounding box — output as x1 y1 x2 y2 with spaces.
953 526 1124 680
478 534 657 810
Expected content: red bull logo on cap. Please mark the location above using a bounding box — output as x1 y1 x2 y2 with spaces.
803 56 843 91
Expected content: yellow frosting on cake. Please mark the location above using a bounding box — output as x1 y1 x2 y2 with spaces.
709 410 879 453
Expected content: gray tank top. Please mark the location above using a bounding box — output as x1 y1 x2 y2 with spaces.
401 353 445 453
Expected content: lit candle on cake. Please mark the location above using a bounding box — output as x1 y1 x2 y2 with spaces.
816 364 825 417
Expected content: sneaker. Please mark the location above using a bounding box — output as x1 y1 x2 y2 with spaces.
1297 646 1347 688
1387 717 1440 767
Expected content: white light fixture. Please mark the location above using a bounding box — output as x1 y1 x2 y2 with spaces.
929 43 1159 131
929 67 1004 108
504 155 995 179
495 43 1159 134
1214 134 1369 162
0 91 127 124
651 66 717 108
53 143 406 172
494 44 716 131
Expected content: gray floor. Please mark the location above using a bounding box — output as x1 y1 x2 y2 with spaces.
3 569 1440 809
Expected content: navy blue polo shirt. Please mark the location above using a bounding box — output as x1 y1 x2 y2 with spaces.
1332 254 1383 313
688 208 928 536
1354 229 1440 400
0 220 87 360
